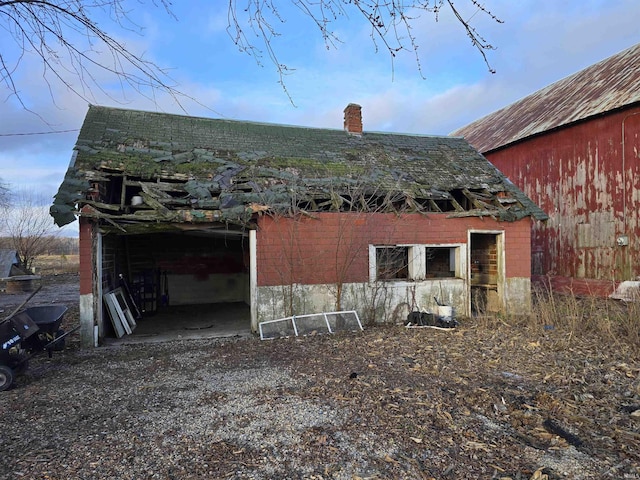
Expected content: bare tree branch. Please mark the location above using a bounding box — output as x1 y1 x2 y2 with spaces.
226 0 502 97
0 178 9 208
0 0 193 114
1 1 501 115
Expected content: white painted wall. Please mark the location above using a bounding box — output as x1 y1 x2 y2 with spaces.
255 278 470 327
79 293 95 348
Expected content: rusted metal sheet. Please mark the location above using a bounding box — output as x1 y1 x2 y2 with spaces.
453 43 640 153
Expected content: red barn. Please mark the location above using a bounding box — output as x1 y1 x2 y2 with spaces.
53 105 545 347
453 43 640 296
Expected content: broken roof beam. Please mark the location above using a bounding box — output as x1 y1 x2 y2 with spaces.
81 200 123 212
137 183 174 218
84 170 111 181
80 203 236 225
403 195 425 213
427 199 443 212
448 195 465 212
127 179 189 195
462 188 499 211
424 189 464 212
446 210 499 220
477 188 510 209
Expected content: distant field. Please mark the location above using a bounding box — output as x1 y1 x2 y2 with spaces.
33 254 79 275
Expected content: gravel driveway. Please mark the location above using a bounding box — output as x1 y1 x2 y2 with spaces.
1 275 639 479
2 333 388 479
2 313 639 479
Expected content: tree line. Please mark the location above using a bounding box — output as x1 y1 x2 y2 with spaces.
0 236 78 256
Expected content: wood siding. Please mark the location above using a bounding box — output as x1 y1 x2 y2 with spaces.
485 105 640 291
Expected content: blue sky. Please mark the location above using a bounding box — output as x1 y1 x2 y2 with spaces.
1 0 640 235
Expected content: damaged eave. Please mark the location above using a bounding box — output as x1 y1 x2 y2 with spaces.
51 106 548 227
78 203 259 229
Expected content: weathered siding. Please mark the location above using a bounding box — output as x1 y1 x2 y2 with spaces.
486 105 640 292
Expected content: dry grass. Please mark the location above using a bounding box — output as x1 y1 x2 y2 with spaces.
32 254 79 275
495 285 640 353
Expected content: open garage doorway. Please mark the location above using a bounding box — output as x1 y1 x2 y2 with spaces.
100 226 252 342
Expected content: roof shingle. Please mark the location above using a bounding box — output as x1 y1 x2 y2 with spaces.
52 105 546 228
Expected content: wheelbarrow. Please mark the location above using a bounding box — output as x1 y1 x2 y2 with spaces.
0 287 78 391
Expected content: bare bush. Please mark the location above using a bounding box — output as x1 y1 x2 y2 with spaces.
0 188 63 272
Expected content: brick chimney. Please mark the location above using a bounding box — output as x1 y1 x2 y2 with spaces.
344 103 363 135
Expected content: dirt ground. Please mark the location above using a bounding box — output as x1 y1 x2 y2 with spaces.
1 274 639 479
0 273 80 312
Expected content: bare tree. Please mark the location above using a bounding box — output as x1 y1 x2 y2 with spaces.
0 188 61 271
0 178 9 208
0 0 185 115
1 1 500 113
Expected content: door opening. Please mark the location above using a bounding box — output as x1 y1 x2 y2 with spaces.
470 232 503 316
100 227 252 341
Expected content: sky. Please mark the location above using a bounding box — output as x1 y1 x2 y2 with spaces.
1 0 640 236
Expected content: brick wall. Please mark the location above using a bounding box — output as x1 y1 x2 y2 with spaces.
78 216 93 295
504 222 532 278
256 212 532 286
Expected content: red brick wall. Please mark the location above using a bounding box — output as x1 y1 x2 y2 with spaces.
256 212 532 286
78 216 93 295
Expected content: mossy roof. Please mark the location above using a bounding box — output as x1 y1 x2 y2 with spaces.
52 105 547 227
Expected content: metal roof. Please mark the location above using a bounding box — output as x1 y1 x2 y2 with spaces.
451 43 640 153
52 105 547 229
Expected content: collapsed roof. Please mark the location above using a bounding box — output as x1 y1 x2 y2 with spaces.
51 105 547 233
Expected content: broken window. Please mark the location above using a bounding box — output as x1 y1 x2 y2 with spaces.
372 244 462 281
426 247 458 278
376 246 409 280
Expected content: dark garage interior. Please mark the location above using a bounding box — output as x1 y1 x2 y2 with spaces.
100 229 252 341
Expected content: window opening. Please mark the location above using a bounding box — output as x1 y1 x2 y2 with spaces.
376 246 409 280
426 247 457 278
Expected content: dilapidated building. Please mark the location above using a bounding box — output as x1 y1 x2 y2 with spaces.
453 43 640 296
53 104 546 346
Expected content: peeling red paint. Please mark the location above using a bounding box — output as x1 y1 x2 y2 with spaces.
486 106 640 286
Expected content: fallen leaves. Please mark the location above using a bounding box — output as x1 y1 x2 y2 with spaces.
383 454 398 464
2 313 640 479
530 467 550 480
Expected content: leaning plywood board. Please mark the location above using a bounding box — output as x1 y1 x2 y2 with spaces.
104 291 126 338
